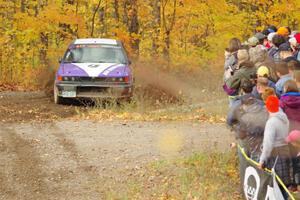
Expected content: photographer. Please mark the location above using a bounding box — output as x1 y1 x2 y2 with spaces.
223 49 256 106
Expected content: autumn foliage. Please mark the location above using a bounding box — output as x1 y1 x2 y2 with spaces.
1 0 300 87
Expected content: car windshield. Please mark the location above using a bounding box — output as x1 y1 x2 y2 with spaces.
64 45 127 64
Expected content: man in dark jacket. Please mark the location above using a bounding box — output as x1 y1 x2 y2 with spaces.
227 80 268 161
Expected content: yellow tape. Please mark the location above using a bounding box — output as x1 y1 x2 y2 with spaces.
238 145 295 200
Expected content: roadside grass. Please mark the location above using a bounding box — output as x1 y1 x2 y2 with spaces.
76 97 227 123
104 151 242 200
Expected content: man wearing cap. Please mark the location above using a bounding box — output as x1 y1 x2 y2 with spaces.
290 33 300 61
279 42 300 65
255 32 267 46
258 95 291 198
277 27 290 39
252 66 276 99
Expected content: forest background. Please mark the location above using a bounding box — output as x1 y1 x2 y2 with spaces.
1 0 300 88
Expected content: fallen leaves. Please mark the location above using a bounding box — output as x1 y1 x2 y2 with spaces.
81 107 226 123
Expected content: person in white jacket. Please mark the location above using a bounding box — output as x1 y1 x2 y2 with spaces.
258 95 291 199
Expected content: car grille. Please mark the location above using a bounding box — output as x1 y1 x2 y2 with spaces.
62 76 128 83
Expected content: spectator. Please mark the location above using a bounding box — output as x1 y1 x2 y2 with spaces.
281 80 300 133
248 36 259 48
275 62 293 96
224 38 241 81
293 70 300 89
271 34 286 61
280 80 300 193
255 32 267 47
287 60 300 76
259 95 291 199
227 80 268 161
277 27 290 39
262 87 276 102
249 45 268 68
268 25 278 33
279 43 300 65
252 71 276 100
286 130 300 156
223 49 256 106
290 33 300 61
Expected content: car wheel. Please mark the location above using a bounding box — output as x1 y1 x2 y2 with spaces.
54 85 65 104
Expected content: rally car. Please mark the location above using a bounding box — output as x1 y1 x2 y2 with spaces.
54 38 133 104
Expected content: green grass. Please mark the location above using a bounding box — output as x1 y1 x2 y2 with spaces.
105 151 243 200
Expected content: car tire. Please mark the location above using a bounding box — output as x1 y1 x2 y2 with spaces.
54 85 65 104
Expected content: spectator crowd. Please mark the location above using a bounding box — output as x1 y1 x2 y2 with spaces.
223 25 300 199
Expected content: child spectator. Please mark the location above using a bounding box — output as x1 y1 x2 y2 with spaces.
275 62 293 96
262 87 276 102
280 80 300 193
252 75 276 100
259 96 291 199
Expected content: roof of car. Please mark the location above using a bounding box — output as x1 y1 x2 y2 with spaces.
74 38 119 45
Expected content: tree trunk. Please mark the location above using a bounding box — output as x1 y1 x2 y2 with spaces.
39 32 48 65
162 0 177 61
91 0 102 37
151 0 161 56
123 0 140 57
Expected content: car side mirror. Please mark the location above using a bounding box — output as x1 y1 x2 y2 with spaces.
128 60 132 65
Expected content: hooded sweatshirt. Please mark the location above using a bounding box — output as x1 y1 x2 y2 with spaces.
280 92 300 130
259 110 290 164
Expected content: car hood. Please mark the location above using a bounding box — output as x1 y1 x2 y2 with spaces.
58 63 130 77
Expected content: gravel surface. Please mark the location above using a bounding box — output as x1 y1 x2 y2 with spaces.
0 120 233 200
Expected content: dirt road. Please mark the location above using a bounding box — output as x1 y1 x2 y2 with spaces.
0 92 233 200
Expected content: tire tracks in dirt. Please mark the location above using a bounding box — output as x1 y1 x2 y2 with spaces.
48 123 99 175
42 123 102 199
0 127 48 200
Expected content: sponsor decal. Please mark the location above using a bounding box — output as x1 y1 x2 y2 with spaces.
88 64 100 68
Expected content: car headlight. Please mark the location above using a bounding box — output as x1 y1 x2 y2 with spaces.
62 76 78 81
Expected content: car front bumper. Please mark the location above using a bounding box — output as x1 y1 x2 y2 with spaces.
55 81 133 98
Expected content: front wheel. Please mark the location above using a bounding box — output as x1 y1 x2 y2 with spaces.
53 85 65 104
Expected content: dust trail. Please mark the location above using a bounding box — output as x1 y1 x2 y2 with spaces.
134 61 223 104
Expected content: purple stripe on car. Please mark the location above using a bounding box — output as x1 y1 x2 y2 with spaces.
57 63 89 77
98 65 129 77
